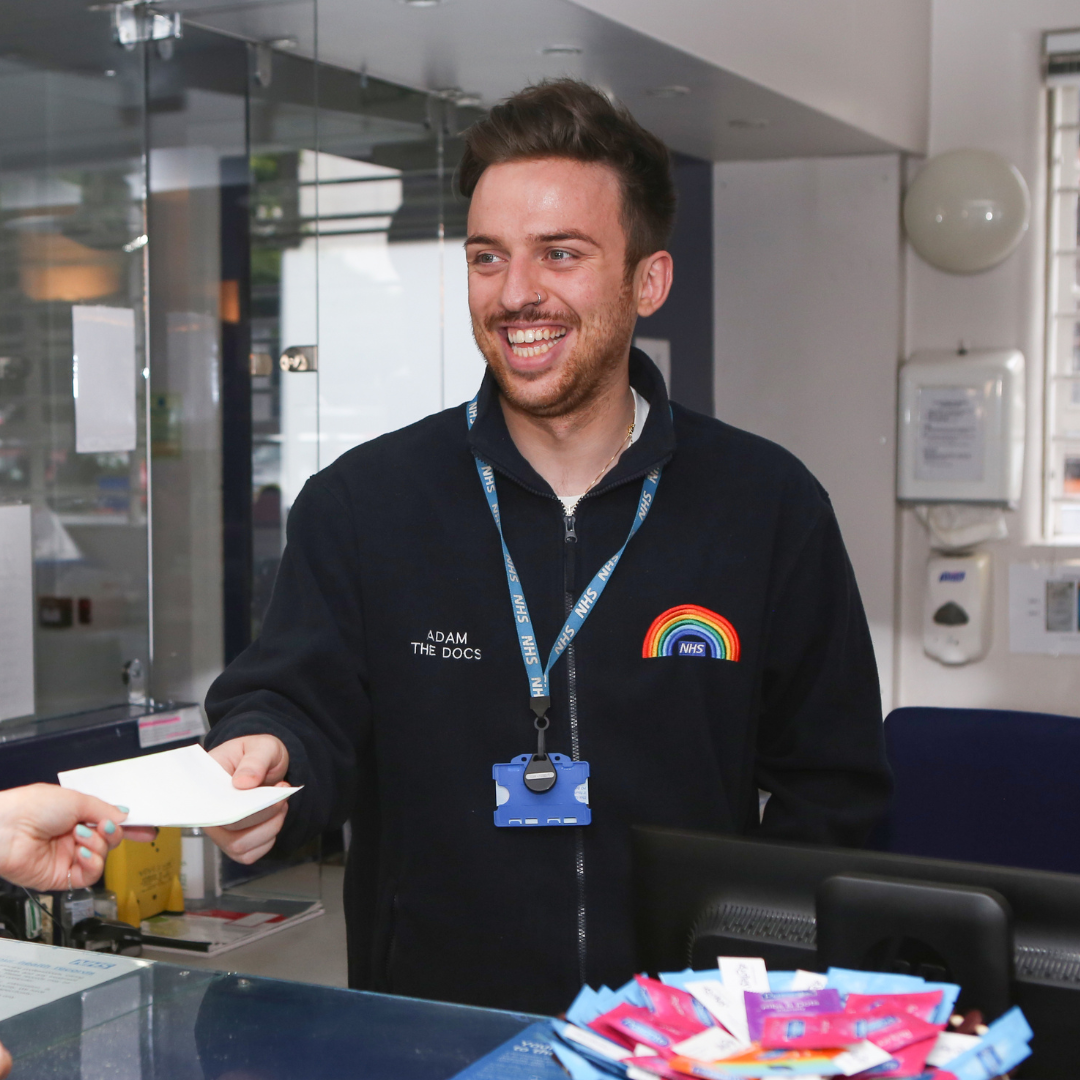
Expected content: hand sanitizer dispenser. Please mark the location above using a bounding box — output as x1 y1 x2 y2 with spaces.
924 552 992 665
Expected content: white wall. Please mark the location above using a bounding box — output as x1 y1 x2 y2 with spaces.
896 0 1080 715
570 0 931 153
714 155 903 708
712 0 1080 719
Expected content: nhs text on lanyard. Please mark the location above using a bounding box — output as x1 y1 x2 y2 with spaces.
467 397 661 826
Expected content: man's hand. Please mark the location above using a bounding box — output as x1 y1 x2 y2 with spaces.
0 784 151 891
205 735 291 865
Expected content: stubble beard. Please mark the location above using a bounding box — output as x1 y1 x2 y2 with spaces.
471 283 637 420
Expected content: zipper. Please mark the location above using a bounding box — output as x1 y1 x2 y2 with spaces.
564 511 587 986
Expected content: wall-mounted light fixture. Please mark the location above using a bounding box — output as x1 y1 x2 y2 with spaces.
903 149 1030 274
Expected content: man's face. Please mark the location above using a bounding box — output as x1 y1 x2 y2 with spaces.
465 157 639 418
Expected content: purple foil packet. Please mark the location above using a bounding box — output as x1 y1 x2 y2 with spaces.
743 989 843 1041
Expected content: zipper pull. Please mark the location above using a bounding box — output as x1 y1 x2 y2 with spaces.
564 514 577 543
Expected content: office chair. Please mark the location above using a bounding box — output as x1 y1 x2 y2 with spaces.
873 706 1080 875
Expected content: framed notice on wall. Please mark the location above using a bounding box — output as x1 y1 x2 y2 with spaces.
897 349 1025 506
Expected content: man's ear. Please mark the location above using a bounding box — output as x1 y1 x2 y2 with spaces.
635 251 674 317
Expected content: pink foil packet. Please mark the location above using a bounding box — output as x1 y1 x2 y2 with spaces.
844 992 944 1024
855 1034 938 1078
634 976 715 1033
589 1004 697 1056
762 1009 940 1053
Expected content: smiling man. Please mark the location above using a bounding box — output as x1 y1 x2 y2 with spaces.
202 80 890 1015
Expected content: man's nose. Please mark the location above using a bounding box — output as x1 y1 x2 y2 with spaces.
499 257 542 314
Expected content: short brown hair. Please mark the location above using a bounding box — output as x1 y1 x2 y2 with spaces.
458 79 676 271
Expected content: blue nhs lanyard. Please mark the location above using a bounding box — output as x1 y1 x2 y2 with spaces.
467 396 661 719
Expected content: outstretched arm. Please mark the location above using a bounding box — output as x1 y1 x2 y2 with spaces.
204 475 374 859
0 784 153 891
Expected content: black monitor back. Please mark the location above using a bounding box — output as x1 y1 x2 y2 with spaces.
631 826 1080 1078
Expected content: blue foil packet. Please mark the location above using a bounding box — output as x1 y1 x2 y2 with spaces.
941 1006 1033 1080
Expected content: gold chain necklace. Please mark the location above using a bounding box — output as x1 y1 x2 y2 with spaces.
581 420 635 498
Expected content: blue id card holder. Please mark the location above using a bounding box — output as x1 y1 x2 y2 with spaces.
493 754 591 827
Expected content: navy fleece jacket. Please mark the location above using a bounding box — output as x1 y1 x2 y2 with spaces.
205 349 890 1015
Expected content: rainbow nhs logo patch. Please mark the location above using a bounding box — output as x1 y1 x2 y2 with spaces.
642 604 740 660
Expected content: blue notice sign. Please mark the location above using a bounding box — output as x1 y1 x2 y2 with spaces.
449 1022 563 1079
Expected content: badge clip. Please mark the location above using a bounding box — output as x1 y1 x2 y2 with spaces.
523 701 556 793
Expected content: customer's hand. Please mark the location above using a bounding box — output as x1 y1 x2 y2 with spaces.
205 735 291 865
0 1037 10 1079
0 784 148 891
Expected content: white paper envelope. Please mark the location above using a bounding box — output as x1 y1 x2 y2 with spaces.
58 744 301 828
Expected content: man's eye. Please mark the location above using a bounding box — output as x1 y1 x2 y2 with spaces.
474 252 501 265
548 249 573 262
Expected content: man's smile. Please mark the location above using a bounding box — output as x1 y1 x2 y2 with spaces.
500 324 569 362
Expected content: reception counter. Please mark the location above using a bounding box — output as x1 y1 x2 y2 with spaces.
0 944 554 1079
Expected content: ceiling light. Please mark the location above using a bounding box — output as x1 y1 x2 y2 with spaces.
728 118 770 129
647 85 691 99
542 45 583 56
435 86 481 106
267 36 299 50
398 0 444 6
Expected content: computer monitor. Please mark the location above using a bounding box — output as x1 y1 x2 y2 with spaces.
631 825 1080 1079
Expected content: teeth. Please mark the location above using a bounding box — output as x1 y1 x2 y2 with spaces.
510 340 558 358
507 327 566 345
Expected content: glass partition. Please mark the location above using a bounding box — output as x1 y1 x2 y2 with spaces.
0 1 488 735
244 62 486 646
144 24 249 706
0 15 150 723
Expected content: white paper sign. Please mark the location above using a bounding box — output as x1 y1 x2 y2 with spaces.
72 305 137 454
0 504 34 722
1009 561 1080 655
915 385 985 482
58 743 301 828
0 938 148 1022
137 705 208 749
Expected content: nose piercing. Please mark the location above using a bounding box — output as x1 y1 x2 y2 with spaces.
534 292 542 306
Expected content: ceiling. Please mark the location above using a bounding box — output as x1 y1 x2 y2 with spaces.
166 0 900 162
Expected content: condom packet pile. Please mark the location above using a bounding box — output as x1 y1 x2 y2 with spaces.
543 959 1033 1080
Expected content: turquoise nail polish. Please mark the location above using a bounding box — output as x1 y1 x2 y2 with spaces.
79 846 92 859
116 805 129 814
75 824 92 839
104 820 116 835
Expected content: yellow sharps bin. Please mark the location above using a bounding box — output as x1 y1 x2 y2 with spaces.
105 827 185 927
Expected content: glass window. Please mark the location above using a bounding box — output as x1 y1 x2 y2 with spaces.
1045 84 1080 538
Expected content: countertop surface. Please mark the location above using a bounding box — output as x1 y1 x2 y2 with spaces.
0 948 541 1079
